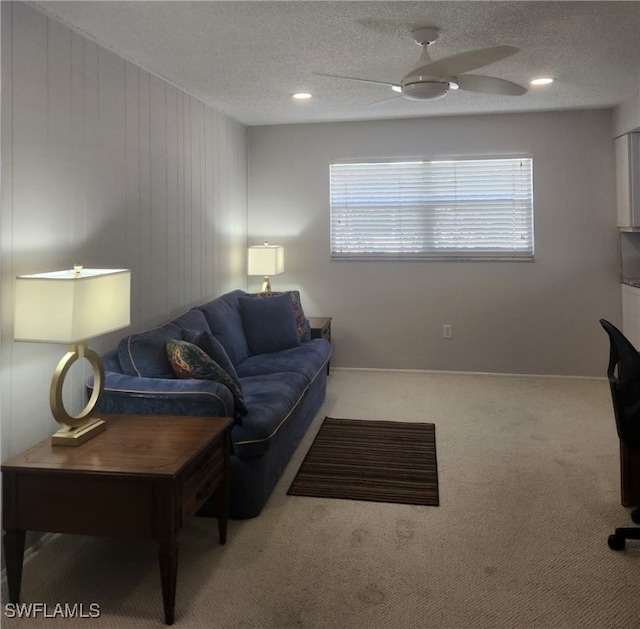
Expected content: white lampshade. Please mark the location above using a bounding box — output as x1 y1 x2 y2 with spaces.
247 244 285 276
14 267 131 344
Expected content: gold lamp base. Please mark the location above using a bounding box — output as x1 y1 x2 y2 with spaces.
51 418 106 446
50 342 106 447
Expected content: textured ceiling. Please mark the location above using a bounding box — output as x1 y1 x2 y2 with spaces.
32 1 640 126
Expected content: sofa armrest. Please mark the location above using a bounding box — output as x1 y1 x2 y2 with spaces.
88 372 234 418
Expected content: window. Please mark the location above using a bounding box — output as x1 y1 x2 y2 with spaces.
330 157 534 260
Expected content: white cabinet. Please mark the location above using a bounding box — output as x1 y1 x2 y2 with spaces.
616 133 640 229
622 283 640 348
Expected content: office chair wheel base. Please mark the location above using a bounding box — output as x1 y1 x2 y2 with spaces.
631 508 640 525
608 534 625 551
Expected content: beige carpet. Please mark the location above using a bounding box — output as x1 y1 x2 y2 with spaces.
2 369 639 628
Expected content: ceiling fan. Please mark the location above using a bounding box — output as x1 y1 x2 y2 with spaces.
315 27 527 102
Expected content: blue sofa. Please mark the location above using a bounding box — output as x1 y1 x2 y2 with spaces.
89 289 331 518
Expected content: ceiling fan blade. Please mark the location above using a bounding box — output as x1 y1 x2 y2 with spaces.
365 95 404 107
313 72 397 89
455 74 527 96
405 46 519 81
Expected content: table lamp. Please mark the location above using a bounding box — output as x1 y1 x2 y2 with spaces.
248 242 285 292
14 265 131 446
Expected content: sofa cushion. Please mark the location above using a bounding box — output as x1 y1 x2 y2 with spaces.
181 329 242 394
236 339 331 382
166 339 247 417
239 294 300 355
118 309 210 378
246 291 312 342
231 372 310 458
199 290 250 366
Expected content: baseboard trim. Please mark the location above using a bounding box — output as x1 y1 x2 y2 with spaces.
330 367 605 381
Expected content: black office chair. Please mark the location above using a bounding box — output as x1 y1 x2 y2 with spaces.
599 319 640 550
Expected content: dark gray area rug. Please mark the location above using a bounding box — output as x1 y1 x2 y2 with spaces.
288 417 439 506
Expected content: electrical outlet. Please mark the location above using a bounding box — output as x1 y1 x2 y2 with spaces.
443 324 453 339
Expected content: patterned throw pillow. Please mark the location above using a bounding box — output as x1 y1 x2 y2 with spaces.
166 339 247 418
246 290 312 341
181 329 242 393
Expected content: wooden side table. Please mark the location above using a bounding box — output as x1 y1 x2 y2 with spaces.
308 316 332 374
2 414 232 625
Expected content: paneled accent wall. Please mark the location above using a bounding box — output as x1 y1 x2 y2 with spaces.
0 2 247 457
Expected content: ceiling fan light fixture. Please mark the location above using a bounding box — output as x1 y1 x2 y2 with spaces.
402 81 449 101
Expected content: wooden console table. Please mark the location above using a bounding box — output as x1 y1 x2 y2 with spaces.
2 413 232 625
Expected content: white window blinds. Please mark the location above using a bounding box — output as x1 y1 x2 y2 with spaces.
330 157 534 260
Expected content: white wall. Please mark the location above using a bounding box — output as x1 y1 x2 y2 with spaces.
248 110 619 377
0 2 247 458
613 89 640 136
614 91 640 281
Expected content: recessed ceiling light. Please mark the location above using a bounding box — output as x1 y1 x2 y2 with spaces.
293 92 312 100
530 77 554 86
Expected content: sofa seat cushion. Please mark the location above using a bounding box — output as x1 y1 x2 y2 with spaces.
232 372 310 459
235 339 331 382
118 309 210 378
